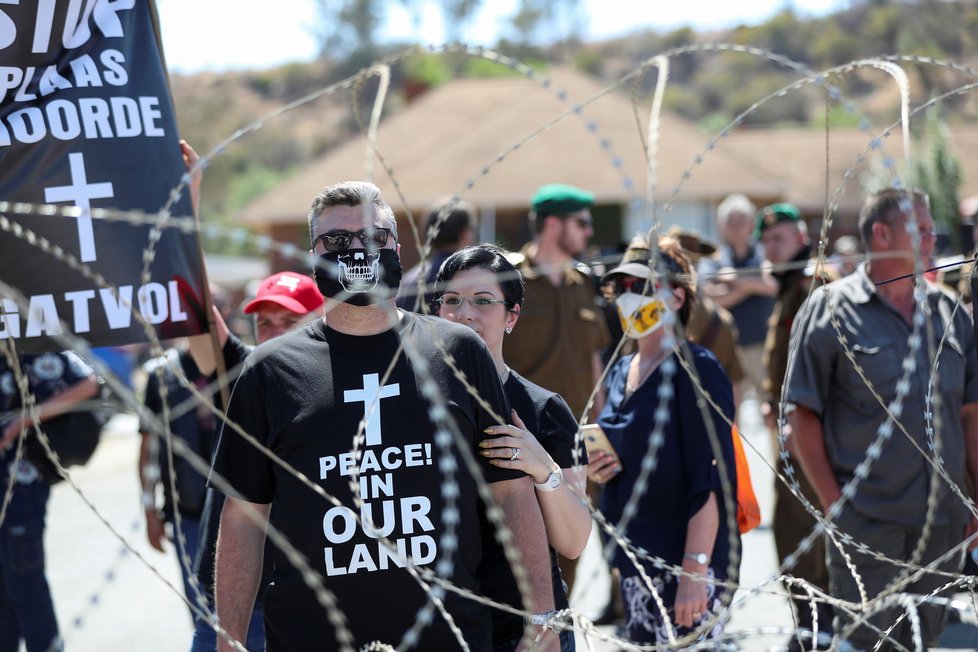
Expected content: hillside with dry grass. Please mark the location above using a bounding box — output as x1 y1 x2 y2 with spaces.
170 0 978 250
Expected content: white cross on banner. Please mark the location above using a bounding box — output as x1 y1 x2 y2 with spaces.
44 152 114 263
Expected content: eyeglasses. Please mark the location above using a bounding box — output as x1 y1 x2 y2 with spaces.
436 295 508 309
313 228 394 253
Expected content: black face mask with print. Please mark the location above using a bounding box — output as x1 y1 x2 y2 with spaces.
313 248 403 307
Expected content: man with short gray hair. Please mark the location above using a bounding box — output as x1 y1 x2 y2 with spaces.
786 188 978 650
699 193 777 398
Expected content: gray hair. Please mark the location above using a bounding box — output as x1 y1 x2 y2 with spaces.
307 181 398 245
716 193 756 226
857 188 929 251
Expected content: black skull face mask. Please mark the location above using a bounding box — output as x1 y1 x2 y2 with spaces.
313 248 403 306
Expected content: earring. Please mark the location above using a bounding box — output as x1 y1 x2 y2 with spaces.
505 327 512 334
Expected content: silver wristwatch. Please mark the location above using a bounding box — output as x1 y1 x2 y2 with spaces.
533 467 563 492
683 552 710 565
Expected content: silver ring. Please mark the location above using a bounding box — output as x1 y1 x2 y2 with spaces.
510 447 520 461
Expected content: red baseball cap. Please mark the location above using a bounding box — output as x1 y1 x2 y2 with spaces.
242 272 324 315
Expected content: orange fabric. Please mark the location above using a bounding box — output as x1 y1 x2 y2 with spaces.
731 425 761 534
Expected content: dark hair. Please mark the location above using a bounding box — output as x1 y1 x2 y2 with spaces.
529 211 546 235
307 181 398 245
433 244 525 310
656 236 697 328
425 197 477 249
857 188 929 251
528 210 572 235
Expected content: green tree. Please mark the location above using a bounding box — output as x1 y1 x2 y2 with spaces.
314 0 387 66
862 3 902 53
913 107 962 251
507 0 583 47
508 0 546 45
440 0 482 43
402 52 453 87
809 20 861 68
314 0 488 59
742 8 810 64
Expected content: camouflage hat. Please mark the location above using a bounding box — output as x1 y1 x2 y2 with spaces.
531 183 594 216
755 202 801 239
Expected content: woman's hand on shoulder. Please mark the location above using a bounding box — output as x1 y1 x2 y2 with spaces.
481 409 556 483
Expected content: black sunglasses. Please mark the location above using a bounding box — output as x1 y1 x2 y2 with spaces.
563 214 592 229
313 228 394 253
607 276 660 297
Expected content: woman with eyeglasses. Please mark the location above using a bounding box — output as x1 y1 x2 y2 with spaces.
434 244 591 652
588 236 739 647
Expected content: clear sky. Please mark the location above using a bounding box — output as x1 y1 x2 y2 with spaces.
156 0 844 74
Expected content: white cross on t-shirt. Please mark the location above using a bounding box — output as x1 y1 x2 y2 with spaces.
44 152 114 263
343 373 400 446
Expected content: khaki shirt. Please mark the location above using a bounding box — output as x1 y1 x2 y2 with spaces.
785 263 978 525
763 260 837 406
503 251 610 417
686 296 745 384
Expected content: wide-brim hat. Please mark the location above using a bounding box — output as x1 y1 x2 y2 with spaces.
670 228 716 261
603 242 686 284
604 244 655 282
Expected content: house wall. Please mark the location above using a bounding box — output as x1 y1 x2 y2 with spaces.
268 224 312 273
621 199 717 243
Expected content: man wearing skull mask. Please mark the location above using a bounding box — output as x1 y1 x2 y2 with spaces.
211 181 557 651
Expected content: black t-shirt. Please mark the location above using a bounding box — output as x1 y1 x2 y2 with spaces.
211 312 520 651
191 334 254 593
483 370 587 643
140 350 218 518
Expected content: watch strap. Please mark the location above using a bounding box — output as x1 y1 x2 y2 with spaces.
683 552 710 565
533 467 563 492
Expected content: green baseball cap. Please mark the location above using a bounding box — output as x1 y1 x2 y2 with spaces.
755 202 801 239
531 183 594 216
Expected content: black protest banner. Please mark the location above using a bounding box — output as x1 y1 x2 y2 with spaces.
0 0 207 353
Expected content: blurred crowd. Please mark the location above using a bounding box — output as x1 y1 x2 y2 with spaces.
4 172 978 652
